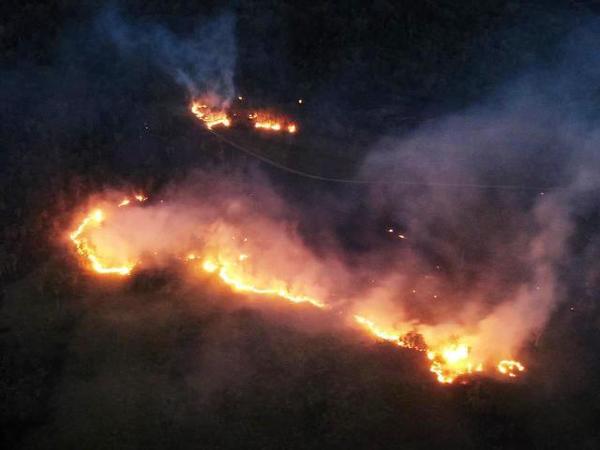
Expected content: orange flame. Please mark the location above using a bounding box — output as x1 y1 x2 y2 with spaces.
69 209 134 276
353 314 518 384
190 100 231 129
68 195 525 384
190 95 298 133
251 112 297 134
69 195 147 276
354 315 409 347
497 360 525 377
202 258 326 309
426 344 483 384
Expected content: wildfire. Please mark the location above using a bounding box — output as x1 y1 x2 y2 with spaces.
353 314 427 350
69 195 146 276
190 96 297 133
69 209 133 276
190 100 231 129
353 314 519 384
497 359 525 377
251 112 297 134
353 315 402 343
202 258 326 309
118 194 147 207
68 194 526 385
427 345 483 384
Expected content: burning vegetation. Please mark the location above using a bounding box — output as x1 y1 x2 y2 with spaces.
190 95 298 134
190 100 231 129
68 193 526 385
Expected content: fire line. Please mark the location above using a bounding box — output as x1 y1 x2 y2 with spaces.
190 96 297 134
68 195 525 385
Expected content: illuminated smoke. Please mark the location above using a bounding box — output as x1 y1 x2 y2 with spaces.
67 174 539 384
190 97 298 133
356 72 600 382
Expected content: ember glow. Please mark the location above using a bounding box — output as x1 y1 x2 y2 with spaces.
68 192 526 385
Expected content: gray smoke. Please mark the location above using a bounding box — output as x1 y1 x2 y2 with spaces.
357 28 600 359
97 8 236 103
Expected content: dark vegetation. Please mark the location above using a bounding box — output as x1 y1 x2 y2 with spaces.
2 1 600 449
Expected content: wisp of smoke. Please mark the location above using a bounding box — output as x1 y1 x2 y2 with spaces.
97 8 236 104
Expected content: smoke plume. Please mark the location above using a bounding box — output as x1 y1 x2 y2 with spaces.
97 8 236 104
68 21 600 376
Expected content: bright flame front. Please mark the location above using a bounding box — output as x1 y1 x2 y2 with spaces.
427 344 483 384
69 209 134 276
353 315 509 384
190 95 297 134
202 258 326 309
190 100 231 129
497 360 525 377
68 194 525 385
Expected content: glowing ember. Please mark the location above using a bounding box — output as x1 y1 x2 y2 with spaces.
497 360 525 377
190 100 231 129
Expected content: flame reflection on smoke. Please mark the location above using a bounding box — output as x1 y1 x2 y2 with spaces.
68 193 526 385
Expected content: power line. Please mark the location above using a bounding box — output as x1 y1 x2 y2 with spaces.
209 129 557 191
